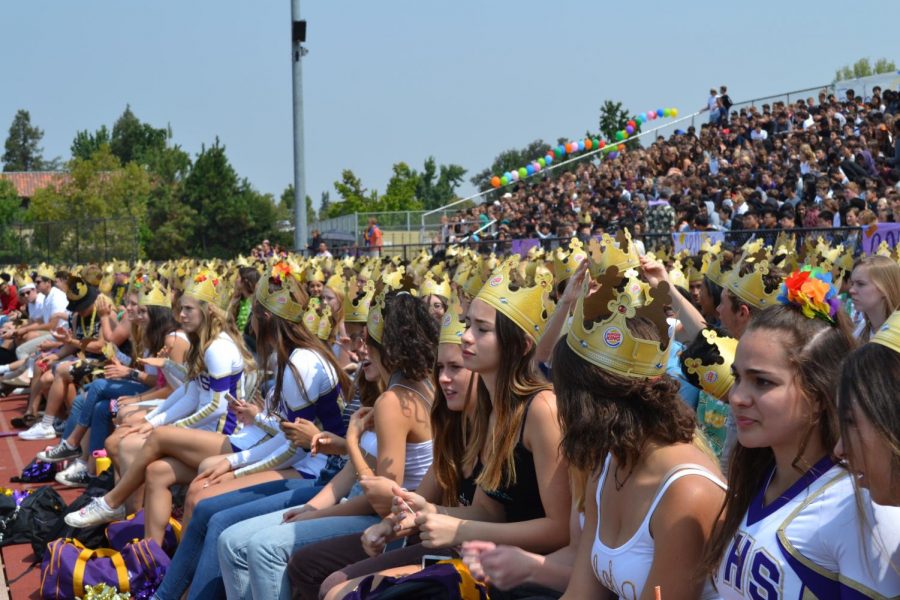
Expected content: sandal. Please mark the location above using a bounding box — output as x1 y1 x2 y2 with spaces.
11 414 37 429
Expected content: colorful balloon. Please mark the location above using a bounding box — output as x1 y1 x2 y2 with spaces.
518 167 528 179
626 125 635 135
533 161 541 172
557 145 566 155
545 154 553 164
511 170 519 181
622 131 629 139
598 140 606 149
615 130 625 141
538 157 546 167
526 165 535 176
656 108 664 117
609 151 618 159
500 175 509 186
618 144 625 152
490 176 501 188
627 120 636 128
649 111 657 120
671 108 679 117
578 140 585 151
584 139 593 150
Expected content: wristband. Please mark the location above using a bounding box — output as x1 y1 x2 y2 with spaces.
130 369 141 381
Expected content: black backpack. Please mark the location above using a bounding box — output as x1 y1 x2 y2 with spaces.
0 486 67 560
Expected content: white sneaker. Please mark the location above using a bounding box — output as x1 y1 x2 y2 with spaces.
56 461 91 488
18 422 58 440
64 497 126 528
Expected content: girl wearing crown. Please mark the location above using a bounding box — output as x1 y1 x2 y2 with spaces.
702 268 900 598
65 269 254 528
215 289 438 600
847 255 900 342
286 294 488 599
835 310 900 507
352 264 570 596
38 282 188 486
545 262 725 600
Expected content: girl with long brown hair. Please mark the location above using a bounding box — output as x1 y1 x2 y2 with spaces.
702 269 900 597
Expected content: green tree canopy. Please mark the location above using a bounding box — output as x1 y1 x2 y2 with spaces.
416 156 466 210
109 105 169 166
598 100 637 143
71 125 111 161
182 139 281 257
834 57 896 81
2 110 49 172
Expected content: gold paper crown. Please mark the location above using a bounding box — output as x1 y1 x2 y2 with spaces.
66 275 91 304
15 272 33 287
705 252 734 288
367 268 416 344
622 269 651 308
682 329 738 399
342 279 376 324
668 260 688 289
302 297 323 335
475 258 555 340
139 282 172 308
586 229 641 279
317 305 334 341
325 272 344 291
439 294 467 345
418 272 452 300
36 264 55 281
871 309 900 355
725 249 782 310
553 238 587 283
306 265 325 284
184 269 228 306
256 262 306 323
566 266 673 379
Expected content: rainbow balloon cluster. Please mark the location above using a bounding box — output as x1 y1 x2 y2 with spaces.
490 107 679 188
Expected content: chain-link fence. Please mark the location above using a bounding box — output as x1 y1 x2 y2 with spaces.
0 218 139 265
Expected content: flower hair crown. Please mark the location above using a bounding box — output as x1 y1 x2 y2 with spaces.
777 266 840 323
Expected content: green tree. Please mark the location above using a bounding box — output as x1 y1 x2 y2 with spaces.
0 178 21 225
109 105 168 166
27 145 151 223
329 169 379 217
318 190 331 220
2 110 49 172
380 162 421 212
182 139 280 257
71 126 111 161
416 157 466 209
834 57 896 81
598 100 635 143
470 140 552 191
277 184 315 224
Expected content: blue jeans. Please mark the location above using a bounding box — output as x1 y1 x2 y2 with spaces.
152 480 321 600
219 510 381 600
62 392 85 440
75 378 149 451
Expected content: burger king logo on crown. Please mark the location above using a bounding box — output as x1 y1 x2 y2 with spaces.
603 326 623 348
442 314 452 327
704 371 718 384
489 275 504 287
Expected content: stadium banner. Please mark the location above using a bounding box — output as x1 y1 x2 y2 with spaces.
511 238 540 257
862 223 900 255
672 231 725 255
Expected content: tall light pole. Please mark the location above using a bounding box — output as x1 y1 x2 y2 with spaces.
291 1 308 253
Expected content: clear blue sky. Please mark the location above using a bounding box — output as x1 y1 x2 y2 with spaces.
3 1 898 210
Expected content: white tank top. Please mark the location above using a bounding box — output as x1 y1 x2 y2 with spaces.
591 455 726 600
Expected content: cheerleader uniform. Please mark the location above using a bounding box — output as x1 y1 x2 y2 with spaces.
716 456 900 599
144 332 244 434
224 347 346 480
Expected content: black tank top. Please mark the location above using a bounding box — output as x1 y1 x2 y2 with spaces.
483 397 545 523
458 460 483 507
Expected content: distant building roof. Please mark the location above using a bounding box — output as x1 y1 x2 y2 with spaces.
0 171 71 198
